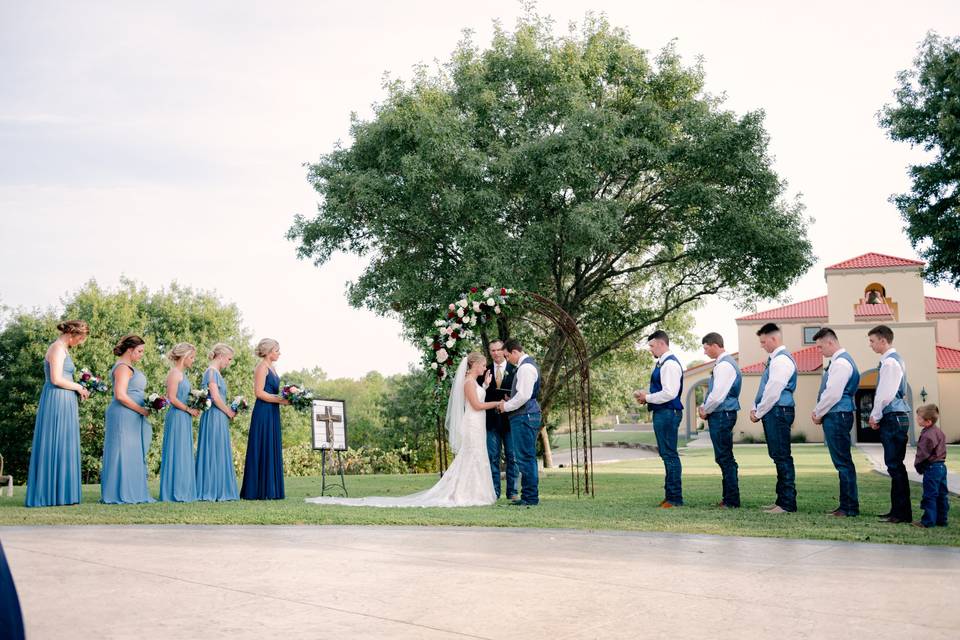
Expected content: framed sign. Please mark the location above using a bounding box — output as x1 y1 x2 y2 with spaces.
311 399 347 451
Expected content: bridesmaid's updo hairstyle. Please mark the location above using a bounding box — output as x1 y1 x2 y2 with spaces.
466 351 486 370
208 343 234 361
113 334 145 357
166 342 196 364
255 338 279 358
57 320 89 336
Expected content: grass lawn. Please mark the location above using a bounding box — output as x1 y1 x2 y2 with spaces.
586 430 688 447
1 446 957 547
947 445 959 474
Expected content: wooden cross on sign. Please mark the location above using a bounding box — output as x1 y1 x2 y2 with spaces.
315 405 343 448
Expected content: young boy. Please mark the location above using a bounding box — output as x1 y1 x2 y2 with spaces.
913 404 949 528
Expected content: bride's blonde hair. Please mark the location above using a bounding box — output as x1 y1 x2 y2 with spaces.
465 352 486 370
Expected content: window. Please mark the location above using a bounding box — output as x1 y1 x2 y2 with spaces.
803 326 821 344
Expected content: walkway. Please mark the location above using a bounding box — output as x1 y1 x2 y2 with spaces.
855 443 960 495
2 525 958 639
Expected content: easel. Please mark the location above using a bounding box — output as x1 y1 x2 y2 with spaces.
320 448 348 497
314 400 349 496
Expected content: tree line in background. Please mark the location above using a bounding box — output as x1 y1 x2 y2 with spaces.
0 279 647 483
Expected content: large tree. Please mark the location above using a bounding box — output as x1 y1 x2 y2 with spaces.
289 12 813 464
880 32 960 286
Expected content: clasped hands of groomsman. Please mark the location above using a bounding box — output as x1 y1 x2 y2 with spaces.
635 323 937 524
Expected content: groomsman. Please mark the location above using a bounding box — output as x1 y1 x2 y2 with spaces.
697 332 741 508
749 322 798 514
811 328 861 517
482 340 518 500
867 325 913 523
635 330 684 508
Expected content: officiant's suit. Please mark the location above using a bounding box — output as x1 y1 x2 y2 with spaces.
481 361 518 499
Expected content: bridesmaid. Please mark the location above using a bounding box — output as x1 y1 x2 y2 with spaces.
25 320 90 507
195 343 239 501
159 343 200 502
101 334 155 504
241 338 290 500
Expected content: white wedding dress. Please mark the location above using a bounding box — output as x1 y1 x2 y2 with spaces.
305 361 496 508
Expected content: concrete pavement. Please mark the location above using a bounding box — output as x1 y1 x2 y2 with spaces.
2 525 959 639
856 443 960 495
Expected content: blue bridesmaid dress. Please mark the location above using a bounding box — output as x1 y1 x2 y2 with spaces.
25 353 82 507
195 367 239 501
159 375 197 502
240 368 285 500
100 363 155 504
0 541 25 640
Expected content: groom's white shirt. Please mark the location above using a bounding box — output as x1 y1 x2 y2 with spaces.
502 354 537 412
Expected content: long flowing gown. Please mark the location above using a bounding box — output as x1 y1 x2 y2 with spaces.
159 375 197 502
240 368 285 500
25 353 82 507
100 363 155 504
305 382 495 508
195 367 239 501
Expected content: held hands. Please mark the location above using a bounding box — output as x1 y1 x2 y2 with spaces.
697 406 707 420
749 409 760 423
188 408 201 418
77 387 91 401
497 400 506 413
633 390 647 405
227 410 237 420
868 417 879 430
811 412 822 426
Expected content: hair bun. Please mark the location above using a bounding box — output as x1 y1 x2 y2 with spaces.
57 320 89 336
113 334 145 357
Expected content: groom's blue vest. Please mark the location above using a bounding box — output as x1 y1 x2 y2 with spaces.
879 351 910 415
507 355 541 417
817 351 860 414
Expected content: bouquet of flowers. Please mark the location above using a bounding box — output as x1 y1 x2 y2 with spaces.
186 388 212 412
143 393 168 414
280 384 314 411
230 396 249 413
77 368 109 394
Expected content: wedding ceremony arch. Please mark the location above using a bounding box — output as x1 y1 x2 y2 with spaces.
423 287 594 497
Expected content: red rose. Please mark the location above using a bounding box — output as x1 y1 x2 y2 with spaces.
451 331 459 339
447 311 455 319
432 342 441 351
470 287 478 293
80 372 91 381
446 358 454 365
500 288 506 295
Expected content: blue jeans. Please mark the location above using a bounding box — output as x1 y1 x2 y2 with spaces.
821 411 859 515
486 428 519 499
652 409 683 505
510 412 542 504
762 406 797 512
920 461 949 527
879 412 912 521
708 411 739 507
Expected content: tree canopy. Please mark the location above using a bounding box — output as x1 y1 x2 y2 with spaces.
880 32 960 286
288 12 814 461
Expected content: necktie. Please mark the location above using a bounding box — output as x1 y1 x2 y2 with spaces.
495 366 503 388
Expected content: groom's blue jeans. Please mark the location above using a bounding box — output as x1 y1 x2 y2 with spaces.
510 412 542 504
486 428 519 499
821 411 859 516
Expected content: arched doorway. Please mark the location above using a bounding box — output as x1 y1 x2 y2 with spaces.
855 368 916 446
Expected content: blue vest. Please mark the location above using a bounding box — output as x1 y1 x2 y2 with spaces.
706 353 741 412
649 354 683 412
508 356 541 416
879 351 910 415
754 349 797 408
817 351 860 414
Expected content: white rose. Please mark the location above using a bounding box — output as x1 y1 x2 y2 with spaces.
486 297 495 306
494 305 501 314
446 338 456 348
457 308 464 317
431 362 438 369
425 337 433 345
458 299 468 308
484 287 494 296
435 319 445 327
436 348 448 363
472 301 481 312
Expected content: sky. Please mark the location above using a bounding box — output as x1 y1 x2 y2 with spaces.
1 0 959 377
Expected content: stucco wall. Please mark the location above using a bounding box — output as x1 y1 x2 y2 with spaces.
826 268 926 324
936 371 960 442
935 318 960 350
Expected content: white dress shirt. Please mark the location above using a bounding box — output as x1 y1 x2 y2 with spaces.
502 355 538 412
752 345 796 419
871 348 905 421
812 349 854 419
645 350 683 405
701 352 736 415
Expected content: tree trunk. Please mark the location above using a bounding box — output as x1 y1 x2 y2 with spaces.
539 426 553 468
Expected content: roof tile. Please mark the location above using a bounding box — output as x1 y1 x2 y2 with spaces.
741 345 823 374
937 345 960 371
826 252 924 270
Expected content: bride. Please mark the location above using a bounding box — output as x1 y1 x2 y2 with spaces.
305 352 498 507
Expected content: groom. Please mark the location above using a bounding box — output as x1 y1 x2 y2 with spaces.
498 338 542 506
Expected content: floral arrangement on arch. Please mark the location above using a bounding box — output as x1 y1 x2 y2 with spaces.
423 286 516 382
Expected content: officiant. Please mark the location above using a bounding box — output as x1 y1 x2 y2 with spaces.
481 339 519 500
